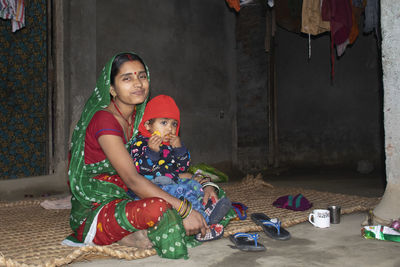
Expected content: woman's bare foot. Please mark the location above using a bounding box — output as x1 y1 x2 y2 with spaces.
118 230 153 249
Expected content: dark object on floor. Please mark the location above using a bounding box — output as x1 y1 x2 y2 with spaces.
390 220 400 231
231 202 248 220
251 213 291 241
272 193 312 211
229 232 266 252
208 197 232 225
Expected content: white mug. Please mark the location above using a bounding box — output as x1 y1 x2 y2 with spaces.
308 209 330 228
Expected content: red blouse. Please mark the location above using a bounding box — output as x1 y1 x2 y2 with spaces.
84 110 126 164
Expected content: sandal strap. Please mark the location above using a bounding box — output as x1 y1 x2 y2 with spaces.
260 218 281 235
233 232 260 247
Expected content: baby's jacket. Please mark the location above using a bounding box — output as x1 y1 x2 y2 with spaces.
130 134 190 183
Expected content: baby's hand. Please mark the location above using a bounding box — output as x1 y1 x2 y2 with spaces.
152 131 161 137
148 134 162 152
169 135 182 148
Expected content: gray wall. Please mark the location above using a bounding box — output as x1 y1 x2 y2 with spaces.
236 5 269 171
276 27 382 168
64 1 382 172
64 0 237 168
234 3 382 171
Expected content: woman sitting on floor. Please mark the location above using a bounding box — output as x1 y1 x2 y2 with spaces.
64 52 234 259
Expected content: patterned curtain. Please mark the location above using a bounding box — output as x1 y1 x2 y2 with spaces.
0 0 48 179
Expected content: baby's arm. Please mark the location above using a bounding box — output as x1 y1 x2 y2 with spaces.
172 146 191 173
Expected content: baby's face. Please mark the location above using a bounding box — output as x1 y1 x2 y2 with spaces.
146 118 178 142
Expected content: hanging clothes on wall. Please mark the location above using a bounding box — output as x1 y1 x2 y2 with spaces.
351 0 366 37
225 0 241 12
348 0 360 45
321 0 352 80
364 0 378 34
321 0 353 54
301 0 330 36
276 0 303 33
301 0 330 59
0 0 25 32
363 0 380 45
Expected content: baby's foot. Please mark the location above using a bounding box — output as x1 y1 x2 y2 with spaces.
118 230 153 249
195 224 224 242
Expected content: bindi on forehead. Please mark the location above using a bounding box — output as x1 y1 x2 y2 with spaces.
120 71 141 77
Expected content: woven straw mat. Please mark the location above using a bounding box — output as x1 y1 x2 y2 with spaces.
0 174 380 267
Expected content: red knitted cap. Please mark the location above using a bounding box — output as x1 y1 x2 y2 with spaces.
138 95 180 138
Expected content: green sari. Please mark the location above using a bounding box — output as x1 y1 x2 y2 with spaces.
67 52 235 259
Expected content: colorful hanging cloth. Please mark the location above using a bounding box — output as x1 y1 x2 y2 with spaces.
0 0 25 32
363 0 379 34
301 0 330 36
225 0 240 12
321 0 352 81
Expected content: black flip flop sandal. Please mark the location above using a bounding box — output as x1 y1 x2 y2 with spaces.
251 213 291 241
229 232 266 252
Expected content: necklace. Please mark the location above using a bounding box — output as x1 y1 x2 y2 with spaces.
112 100 132 126
112 100 135 140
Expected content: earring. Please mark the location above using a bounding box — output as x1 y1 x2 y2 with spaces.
110 90 117 101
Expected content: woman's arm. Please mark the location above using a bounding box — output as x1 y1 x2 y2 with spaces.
98 134 208 236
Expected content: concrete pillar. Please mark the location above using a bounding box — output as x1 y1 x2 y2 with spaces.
373 0 400 221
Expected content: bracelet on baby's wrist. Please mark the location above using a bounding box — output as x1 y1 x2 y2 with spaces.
191 173 212 184
199 177 211 185
201 181 220 193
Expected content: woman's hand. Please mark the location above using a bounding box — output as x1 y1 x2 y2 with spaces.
182 209 209 236
148 135 162 152
202 185 219 205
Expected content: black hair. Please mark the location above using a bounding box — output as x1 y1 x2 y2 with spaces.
110 53 146 86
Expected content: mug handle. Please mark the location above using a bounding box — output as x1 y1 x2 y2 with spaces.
308 213 316 226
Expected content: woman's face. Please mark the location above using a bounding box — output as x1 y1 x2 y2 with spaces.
111 60 149 105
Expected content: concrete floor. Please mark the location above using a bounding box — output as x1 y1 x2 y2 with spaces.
68 168 400 267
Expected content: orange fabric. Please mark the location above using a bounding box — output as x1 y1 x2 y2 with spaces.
226 0 240 12
348 0 359 44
